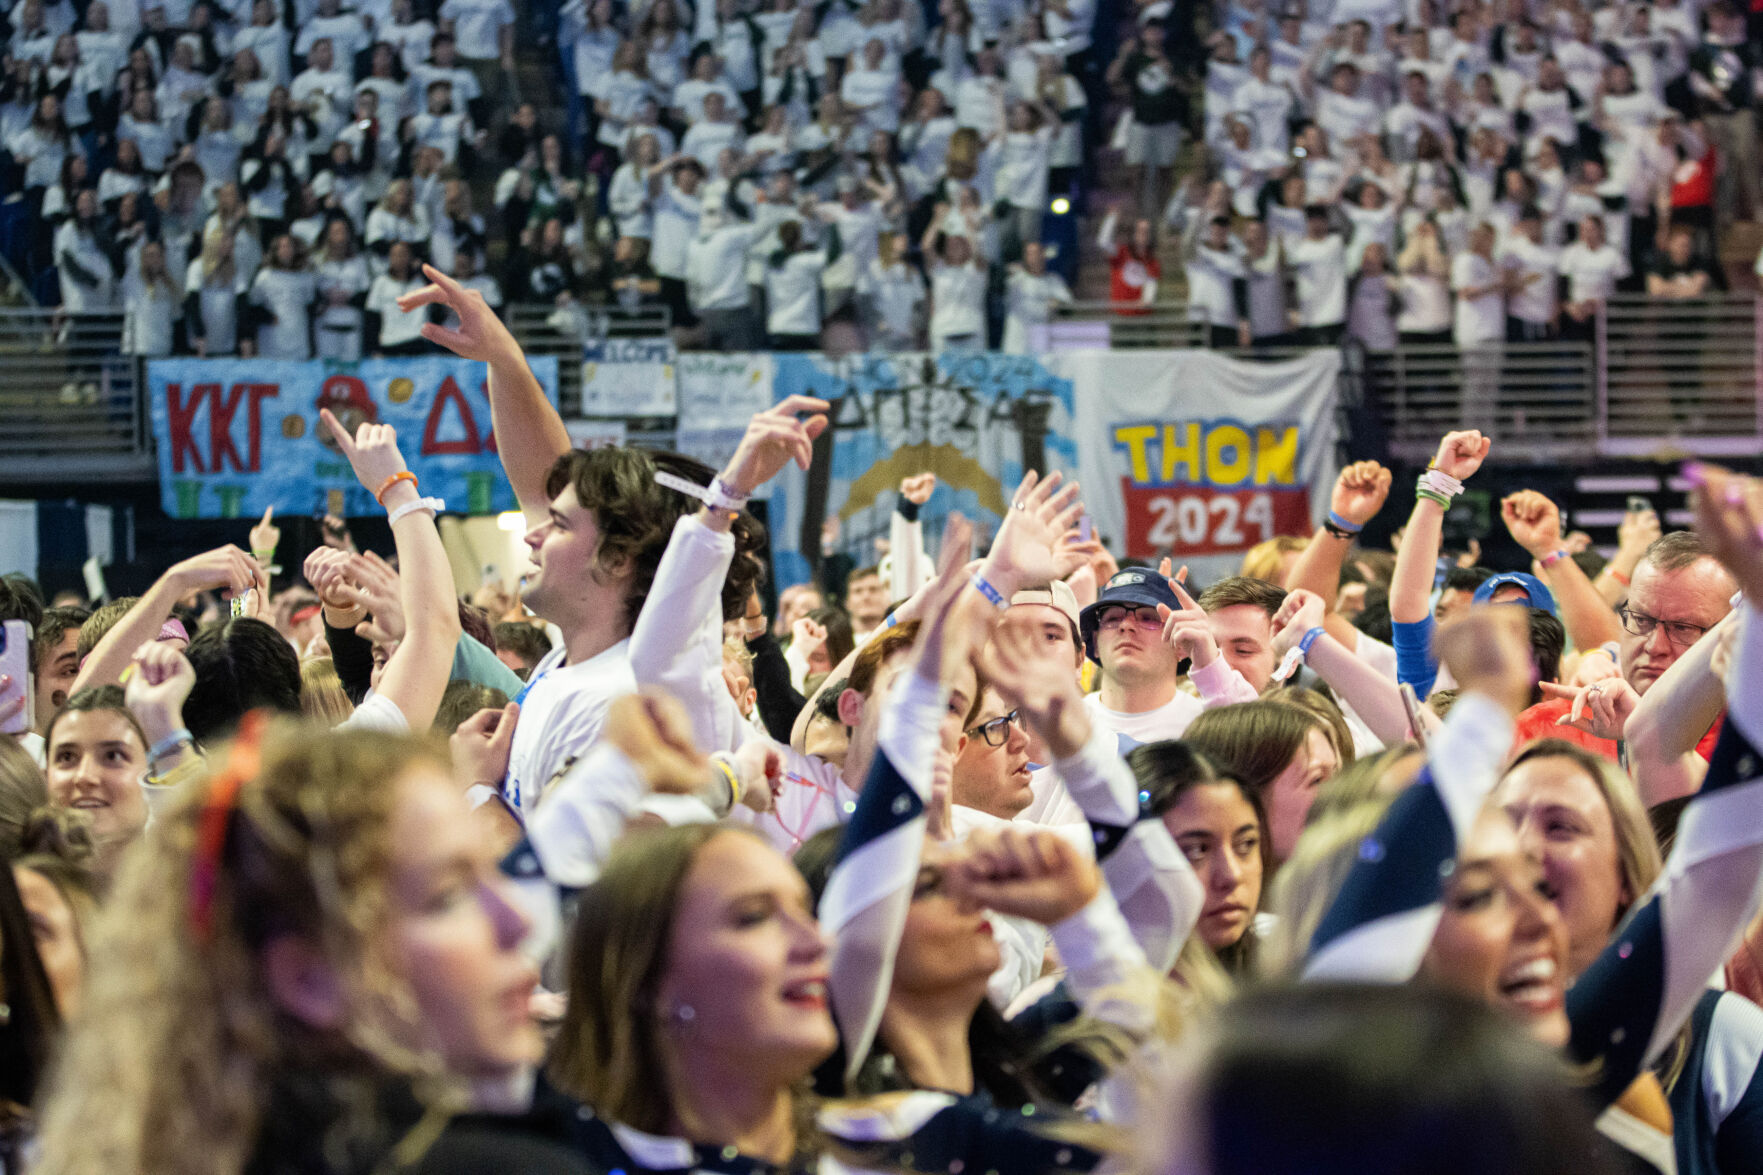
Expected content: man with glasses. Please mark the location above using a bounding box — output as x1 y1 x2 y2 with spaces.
1077 569 1204 752
1618 532 1736 698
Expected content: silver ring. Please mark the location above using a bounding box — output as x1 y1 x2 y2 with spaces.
1586 684 1603 696
1012 501 1027 511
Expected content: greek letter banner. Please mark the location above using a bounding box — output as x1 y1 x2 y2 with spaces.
765 352 1080 589
1064 349 1341 582
146 357 559 519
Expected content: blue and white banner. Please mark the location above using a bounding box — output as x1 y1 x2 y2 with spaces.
766 352 1080 588
146 356 558 519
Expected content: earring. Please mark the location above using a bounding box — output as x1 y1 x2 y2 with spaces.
668 1002 696 1026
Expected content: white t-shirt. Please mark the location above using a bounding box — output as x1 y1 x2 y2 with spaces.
438 0 514 60
1082 689 1203 753
1289 235 1347 327
1501 236 1560 324
337 690 408 732
929 261 986 343
365 272 428 347
764 249 829 336
1451 251 1504 344
251 267 318 359
504 640 637 818
1557 240 1628 304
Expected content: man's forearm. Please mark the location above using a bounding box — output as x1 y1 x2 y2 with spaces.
488 352 572 523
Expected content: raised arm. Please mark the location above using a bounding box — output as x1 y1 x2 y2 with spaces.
889 472 935 601
1303 609 1533 982
1500 489 1623 649
982 611 1203 972
1272 589 1434 745
320 408 461 731
1390 430 1490 694
824 517 980 1083
398 263 571 524
1284 460 1394 651
630 395 830 753
1566 463 1763 1108
70 545 265 696
1622 608 1734 805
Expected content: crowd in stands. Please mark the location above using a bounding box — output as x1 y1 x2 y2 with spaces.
1 0 1102 354
1183 0 1763 349
5 275 1763 1173
4 0 1762 356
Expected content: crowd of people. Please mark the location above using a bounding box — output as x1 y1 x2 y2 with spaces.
2 0 1109 355
2 266 1763 1175
7 0 1762 356
1178 0 1762 349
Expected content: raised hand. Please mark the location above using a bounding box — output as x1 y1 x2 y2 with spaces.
1617 505 1662 560
603 691 710 796
791 616 827 657
1271 587 1327 656
249 505 280 560
451 701 519 791
725 737 782 814
943 825 1101 926
1156 575 1217 668
123 641 197 744
321 512 356 553
981 607 1088 759
398 263 524 367
900 472 937 505
720 395 831 498
1500 490 1564 559
169 544 265 602
1431 429 1491 482
908 514 979 688
982 470 1084 595
320 408 412 499
1435 606 1534 715
1688 463 1763 600
1540 678 1637 741
304 547 355 610
1332 460 1393 527
335 551 406 644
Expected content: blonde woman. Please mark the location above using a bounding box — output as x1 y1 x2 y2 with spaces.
183 227 249 357
33 720 593 1175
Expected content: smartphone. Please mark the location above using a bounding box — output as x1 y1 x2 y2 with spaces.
1398 682 1428 749
231 587 254 618
1078 514 1093 543
0 619 31 735
1627 495 1653 515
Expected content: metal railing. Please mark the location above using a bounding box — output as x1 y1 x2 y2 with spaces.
1368 342 1598 462
1599 294 1762 457
1045 302 1208 349
0 311 150 480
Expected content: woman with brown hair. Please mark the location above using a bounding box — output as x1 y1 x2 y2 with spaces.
1183 697 1344 866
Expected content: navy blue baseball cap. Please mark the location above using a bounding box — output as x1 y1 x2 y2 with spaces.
1079 568 1184 661
1473 571 1557 616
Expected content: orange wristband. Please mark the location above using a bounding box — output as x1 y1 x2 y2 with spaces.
1608 568 1629 586
374 471 417 503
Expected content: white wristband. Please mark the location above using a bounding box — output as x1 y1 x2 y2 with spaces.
1420 468 1464 499
387 496 444 525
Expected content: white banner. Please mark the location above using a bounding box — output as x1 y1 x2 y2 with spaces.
1060 349 1341 584
580 337 677 417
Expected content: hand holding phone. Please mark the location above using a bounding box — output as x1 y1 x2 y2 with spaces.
0 619 32 735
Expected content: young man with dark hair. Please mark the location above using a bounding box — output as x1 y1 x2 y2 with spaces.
182 616 304 743
843 563 890 642
33 606 86 735
493 620 553 679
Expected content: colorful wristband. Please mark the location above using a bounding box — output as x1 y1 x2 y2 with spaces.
1539 548 1569 568
1416 488 1452 509
970 573 1007 609
374 470 417 503
1297 626 1327 659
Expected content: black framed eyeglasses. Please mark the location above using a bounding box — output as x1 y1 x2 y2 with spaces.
966 709 1022 747
1616 606 1710 649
